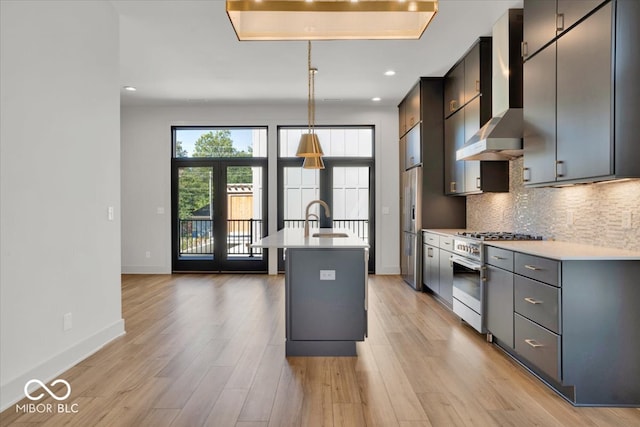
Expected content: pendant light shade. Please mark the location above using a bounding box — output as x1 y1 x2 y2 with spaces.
296 133 324 157
302 156 326 169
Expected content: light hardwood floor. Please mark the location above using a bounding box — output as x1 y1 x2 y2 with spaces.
2 274 639 426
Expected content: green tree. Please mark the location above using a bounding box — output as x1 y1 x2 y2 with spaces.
193 130 235 157
178 167 212 220
175 140 188 157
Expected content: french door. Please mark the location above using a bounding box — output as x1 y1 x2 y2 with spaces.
171 158 267 272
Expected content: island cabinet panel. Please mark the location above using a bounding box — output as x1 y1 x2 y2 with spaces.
285 247 367 356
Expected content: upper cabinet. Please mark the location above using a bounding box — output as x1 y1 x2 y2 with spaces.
444 41 491 119
444 38 509 195
399 83 421 137
523 0 639 185
444 61 464 118
522 0 607 60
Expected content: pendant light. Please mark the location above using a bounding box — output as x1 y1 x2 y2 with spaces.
296 40 325 169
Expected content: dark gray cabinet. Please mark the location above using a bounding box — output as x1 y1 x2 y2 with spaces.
486 265 515 349
438 250 453 306
556 3 612 181
285 248 366 356
484 243 640 406
522 0 607 60
422 243 440 293
444 61 464 118
398 78 466 233
444 38 508 195
422 231 454 307
523 0 640 185
523 44 556 184
444 109 465 194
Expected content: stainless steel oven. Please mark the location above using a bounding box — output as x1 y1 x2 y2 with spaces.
450 238 484 333
450 232 543 334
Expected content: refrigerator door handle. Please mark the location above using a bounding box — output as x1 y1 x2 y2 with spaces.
411 205 415 220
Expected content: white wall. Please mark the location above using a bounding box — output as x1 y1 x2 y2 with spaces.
120 103 400 275
0 0 124 410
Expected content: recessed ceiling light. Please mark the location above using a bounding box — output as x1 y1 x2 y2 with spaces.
123 86 137 92
372 97 382 102
384 70 396 76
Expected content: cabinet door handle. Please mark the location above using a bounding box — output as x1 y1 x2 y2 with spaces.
428 247 433 257
491 255 505 260
450 181 457 193
523 167 531 182
524 264 541 271
524 297 542 305
556 13 565 31
475 79 480 93
449 100 457 112
521 41 529 58
476 177 481 189
525 339 544 348
556 160 564 178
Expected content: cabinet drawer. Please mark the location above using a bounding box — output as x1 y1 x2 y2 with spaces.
514 275 561 334
515 313 561 382
486 246 514 271
515 253 560 286
423 231 438 245
439 235 454 250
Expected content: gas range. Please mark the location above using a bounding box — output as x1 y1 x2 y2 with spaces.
453 231 542 262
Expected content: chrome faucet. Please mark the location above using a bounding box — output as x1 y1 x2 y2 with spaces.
304 199 331 237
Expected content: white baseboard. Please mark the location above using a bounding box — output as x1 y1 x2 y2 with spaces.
0 319 125 412
121 265 171 274
374 266 401 275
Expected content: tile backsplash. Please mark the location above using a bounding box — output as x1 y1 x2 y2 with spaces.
467 158 640 251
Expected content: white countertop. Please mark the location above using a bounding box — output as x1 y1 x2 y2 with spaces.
251 228 369 249
423 228 467 237
485 240 640 261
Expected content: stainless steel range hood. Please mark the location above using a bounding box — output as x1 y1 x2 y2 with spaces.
457 9 523 161
456 108 523 161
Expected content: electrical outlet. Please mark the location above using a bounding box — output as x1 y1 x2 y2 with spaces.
566 211 574 226
108 206 114 221
63 313 72 331
157 207 165 215
320 270 336 281
622 211 632 229
145 251 151 258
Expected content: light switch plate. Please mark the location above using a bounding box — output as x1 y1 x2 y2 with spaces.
320 270 336 281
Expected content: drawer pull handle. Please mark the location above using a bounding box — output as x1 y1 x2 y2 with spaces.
491 255 505 260
524 264 540 271
524 297 542 305
525 339 544 348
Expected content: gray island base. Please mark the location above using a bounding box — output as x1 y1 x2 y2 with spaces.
251 228 369 357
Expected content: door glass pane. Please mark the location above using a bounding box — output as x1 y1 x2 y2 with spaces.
283 167 320 229
178 166 214 259
332 167 369 242
226 166 263 259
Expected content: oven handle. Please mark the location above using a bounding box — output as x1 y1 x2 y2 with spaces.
449 255 482 271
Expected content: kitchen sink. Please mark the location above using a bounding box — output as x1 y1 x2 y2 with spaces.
312 232 349 238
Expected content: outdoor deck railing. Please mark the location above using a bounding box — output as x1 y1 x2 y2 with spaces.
179 218 368 258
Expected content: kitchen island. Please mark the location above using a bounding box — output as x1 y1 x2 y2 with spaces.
252 228 369 356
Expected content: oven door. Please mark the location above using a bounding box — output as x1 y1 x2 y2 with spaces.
450 254 484 332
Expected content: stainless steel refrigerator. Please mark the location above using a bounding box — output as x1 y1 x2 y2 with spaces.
401 165 422 290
